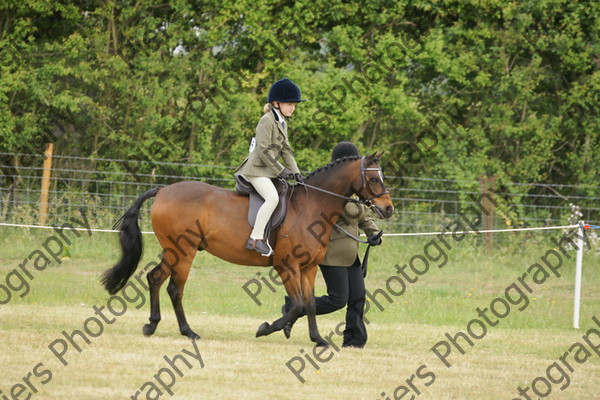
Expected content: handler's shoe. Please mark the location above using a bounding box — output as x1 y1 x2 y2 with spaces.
246 238 273 256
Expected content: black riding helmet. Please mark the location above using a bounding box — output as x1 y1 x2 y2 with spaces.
331 141 359 161
267 78 307 103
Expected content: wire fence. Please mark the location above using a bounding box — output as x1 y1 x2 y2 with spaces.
1 153 599 244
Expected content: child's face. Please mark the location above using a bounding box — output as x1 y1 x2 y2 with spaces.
278 102 297 117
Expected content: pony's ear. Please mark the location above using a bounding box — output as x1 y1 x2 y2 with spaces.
365 152 376 164
365 151 381 165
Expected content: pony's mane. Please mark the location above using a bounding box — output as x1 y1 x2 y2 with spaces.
304 155 362 180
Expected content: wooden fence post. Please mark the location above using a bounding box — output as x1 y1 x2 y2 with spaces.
39 143 54 226
478 174 496 253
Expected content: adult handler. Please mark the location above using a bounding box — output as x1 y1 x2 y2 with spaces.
282 141 383 348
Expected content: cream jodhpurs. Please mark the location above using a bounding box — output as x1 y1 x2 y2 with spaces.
246 176 279 240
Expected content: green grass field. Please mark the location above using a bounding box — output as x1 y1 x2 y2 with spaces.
1 227 599 399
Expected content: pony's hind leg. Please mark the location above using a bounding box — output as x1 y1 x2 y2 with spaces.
167 273 200 339
164 252 200 339
143 261 171 336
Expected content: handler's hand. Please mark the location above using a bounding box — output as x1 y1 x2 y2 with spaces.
367 231 383 246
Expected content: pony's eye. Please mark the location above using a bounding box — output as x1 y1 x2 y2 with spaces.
370 177 379 184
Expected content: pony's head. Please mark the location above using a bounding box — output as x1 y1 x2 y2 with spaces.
303 152 395 218
351 152 394 218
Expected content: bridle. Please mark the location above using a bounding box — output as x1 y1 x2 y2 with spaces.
281 156 389 237
357 156 389 207
294 156 389 207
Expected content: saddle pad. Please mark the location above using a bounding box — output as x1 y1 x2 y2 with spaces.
235 175 288 230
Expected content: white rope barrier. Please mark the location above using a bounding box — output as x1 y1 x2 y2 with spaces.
0 220 589 329
377 224 579 236
0 221 580 236
0 222 155 234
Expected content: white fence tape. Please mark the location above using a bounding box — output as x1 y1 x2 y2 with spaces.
0 221 588 329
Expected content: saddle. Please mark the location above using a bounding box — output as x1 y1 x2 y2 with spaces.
235 175 288 235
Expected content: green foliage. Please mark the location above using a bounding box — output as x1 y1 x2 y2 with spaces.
1 0 598 221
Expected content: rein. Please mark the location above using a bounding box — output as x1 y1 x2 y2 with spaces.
293 181 362 203
280 156 388 237
332 223 369 243
280 183 308 238
293 156 388 207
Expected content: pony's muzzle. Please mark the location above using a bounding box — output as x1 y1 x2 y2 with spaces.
383 205 394 218
372 204 394 219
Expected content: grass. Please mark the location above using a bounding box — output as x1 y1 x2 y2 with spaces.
1 227 600 399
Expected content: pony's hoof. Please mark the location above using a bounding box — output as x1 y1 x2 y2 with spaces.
180 326 201 339
283 320 292 339
184 331 201 340
143 324 156 336
256 322 270 337
315 340 329 348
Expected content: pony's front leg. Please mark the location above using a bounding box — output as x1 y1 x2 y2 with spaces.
256 262 304 337
255 301 304 337
302 264 328 347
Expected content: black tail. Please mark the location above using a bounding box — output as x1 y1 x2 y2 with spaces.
101 188 160 294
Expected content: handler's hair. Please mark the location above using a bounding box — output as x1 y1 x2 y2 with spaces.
263 102 273 113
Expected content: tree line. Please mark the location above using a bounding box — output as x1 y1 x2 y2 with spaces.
1 0 598 210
